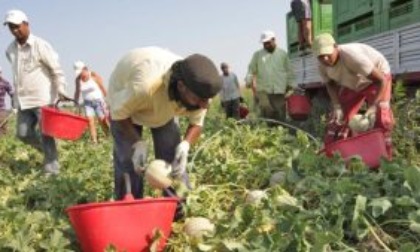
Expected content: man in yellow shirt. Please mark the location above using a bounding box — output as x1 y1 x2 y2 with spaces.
108 47 222 219
245 30 297 122
314 33 394 158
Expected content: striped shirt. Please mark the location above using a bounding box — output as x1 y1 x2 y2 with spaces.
6 34 67 110
0 77 13 110
220 73 240 102
108 47 207 128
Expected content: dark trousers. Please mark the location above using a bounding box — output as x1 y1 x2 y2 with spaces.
16 108 58 165
222 98 240 119
111 118 189 200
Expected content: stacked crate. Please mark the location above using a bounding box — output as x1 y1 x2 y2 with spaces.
381 0 420 30
333 0 382 43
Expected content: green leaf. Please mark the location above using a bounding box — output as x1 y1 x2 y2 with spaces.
368 198 392 218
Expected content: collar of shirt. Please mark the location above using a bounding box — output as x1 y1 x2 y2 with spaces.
15 33 35 49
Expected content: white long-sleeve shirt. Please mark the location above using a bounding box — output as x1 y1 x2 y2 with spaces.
6 34 67 110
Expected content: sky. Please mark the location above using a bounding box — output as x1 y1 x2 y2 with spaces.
0 0 290 97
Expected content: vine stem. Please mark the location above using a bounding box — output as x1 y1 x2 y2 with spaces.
362 217 393 252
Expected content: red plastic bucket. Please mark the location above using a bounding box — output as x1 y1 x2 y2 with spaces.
66 197 178 252
287 94 311 120
324 129 388 168
41 106 88 140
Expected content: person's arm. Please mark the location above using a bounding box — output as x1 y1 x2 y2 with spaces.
5 80 15 108
92 71 107 97
325 79 340 107
38 40 68 98
184 124 202 145
233 74 242 97
368 67 386 106
74 77 81 103
245 52 258 95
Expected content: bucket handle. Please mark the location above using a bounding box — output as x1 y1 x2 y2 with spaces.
54 98 85 116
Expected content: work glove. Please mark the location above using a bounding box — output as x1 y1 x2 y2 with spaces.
132 140 147 174
331 104 344 125
172 140 190 178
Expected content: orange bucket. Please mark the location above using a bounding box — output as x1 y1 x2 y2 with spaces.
66 197 178 252
41 105 88 140
324 129 388 169
287 94 311 120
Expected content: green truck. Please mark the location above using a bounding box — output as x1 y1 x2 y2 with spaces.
287 0 420 91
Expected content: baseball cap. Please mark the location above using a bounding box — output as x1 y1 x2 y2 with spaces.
4 10 28 25
260 30 276 43
313 33 336 56
73 60 86 76
180 54 222 99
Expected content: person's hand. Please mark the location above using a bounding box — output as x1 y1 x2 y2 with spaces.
58 93 72 101
331 105 344 125
172 140 190 177
132 140 147 174
12 108 18 114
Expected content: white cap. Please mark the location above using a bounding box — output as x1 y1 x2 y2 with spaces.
260 30 276 43
73 60 86 76
4 10 28 25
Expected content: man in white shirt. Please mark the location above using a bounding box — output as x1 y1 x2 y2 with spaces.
4 10 69 175
314 33 394 158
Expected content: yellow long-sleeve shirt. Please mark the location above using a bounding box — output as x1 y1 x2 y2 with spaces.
107 47 206 128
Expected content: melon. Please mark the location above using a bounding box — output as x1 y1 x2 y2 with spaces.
145 159 173 189
245 190 267 204
184 217 215 237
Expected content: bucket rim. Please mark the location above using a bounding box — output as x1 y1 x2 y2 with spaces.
66 197 180 213
324 128 385 149
41 106 88 122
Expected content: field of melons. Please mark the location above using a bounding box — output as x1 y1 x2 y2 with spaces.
0 86 419 251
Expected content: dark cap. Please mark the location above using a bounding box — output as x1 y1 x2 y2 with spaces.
180 54 222 99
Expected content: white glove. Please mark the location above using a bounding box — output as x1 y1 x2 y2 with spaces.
331 105 344 125
132 141 147 174
172 140 190 177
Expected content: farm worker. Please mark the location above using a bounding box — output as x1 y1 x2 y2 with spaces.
290 0 313 55
245 30 298 122
73 61 110 144
4 10 70 175
0 66 15 136
314 33 394 158
107 47 222 219
219 62 242 120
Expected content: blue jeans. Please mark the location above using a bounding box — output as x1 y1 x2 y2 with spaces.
84 99 107 118
16 108 58 165
111 118 190 200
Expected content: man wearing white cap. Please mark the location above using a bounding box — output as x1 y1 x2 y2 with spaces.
4 9 69 175
245 30 297 122
313 33 394 158
0 66 14 135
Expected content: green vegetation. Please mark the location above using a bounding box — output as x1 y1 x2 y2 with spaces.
0 89 419 251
